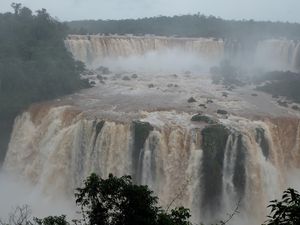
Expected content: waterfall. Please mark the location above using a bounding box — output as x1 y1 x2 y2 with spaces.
254 39 298 71
65 35 300 72
222 133 240 207
139 131 160 190
65 35 225 67
3 104 300 224
2 34 300 224
224 39 300 72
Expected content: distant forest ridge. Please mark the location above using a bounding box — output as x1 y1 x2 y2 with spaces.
67 14 300 40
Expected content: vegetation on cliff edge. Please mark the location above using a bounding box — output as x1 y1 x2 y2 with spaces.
0 3 90 162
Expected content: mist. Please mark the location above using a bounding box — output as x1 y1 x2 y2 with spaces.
0 172 76 219
93 49 219 74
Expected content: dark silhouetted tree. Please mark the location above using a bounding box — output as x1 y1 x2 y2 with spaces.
264 188 300 225
75 173 192 225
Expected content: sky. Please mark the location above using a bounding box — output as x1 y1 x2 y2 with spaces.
0 0 300 23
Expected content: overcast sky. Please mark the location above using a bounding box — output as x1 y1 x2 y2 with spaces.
0 0 299 23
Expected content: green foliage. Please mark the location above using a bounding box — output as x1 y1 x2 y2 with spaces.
5 175 300 225
75 173 192 225
67 14 300 40
75 173 153 225
157 207 192 225
34 216 69 225
264 188 300 225
0 3 90 160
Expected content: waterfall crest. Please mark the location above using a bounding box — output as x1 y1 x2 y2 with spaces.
65 35 224 67
65 35 300 72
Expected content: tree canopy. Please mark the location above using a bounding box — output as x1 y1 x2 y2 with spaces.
0 3 88 117
0 3 89 162
263 188 300 225
67 14 300 41
75 173 192 225
1 173 300 225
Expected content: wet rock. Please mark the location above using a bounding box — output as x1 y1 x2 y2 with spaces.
277 100 288 107
87 70 95 75
188 97 197 103
148 84 155 88
89 80 96 86
132 121 154 183
95 121 105 138
199 104 207 108
131 74 138 79
96 66 111 75
201 124 230 210
206 99 214 104
222 92 228 97
191 114 216 124
255 128 270 159
167 83 173 87
174 84 179 88
97 75 103 80
114 73 122 79
122 76 131 81
251 93 258 97
292 105 300 111
217 109 228 115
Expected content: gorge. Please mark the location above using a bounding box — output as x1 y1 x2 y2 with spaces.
1 35 300 225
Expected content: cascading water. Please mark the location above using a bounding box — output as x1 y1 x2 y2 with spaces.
254 39 300 71
2 35 300 224
3 104 300 224
65 35 300 72
65 35 225 67
222 133 240 209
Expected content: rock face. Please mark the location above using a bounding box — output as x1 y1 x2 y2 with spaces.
132 121 154 183
188 97 197 103
122 76 131 81
96 66 111 75
131 74 138 79
201 124 230 213
217 109 228 115
191 114 216 124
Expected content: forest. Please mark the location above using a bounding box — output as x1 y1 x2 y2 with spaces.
0 4 89 162
68 14 300 41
